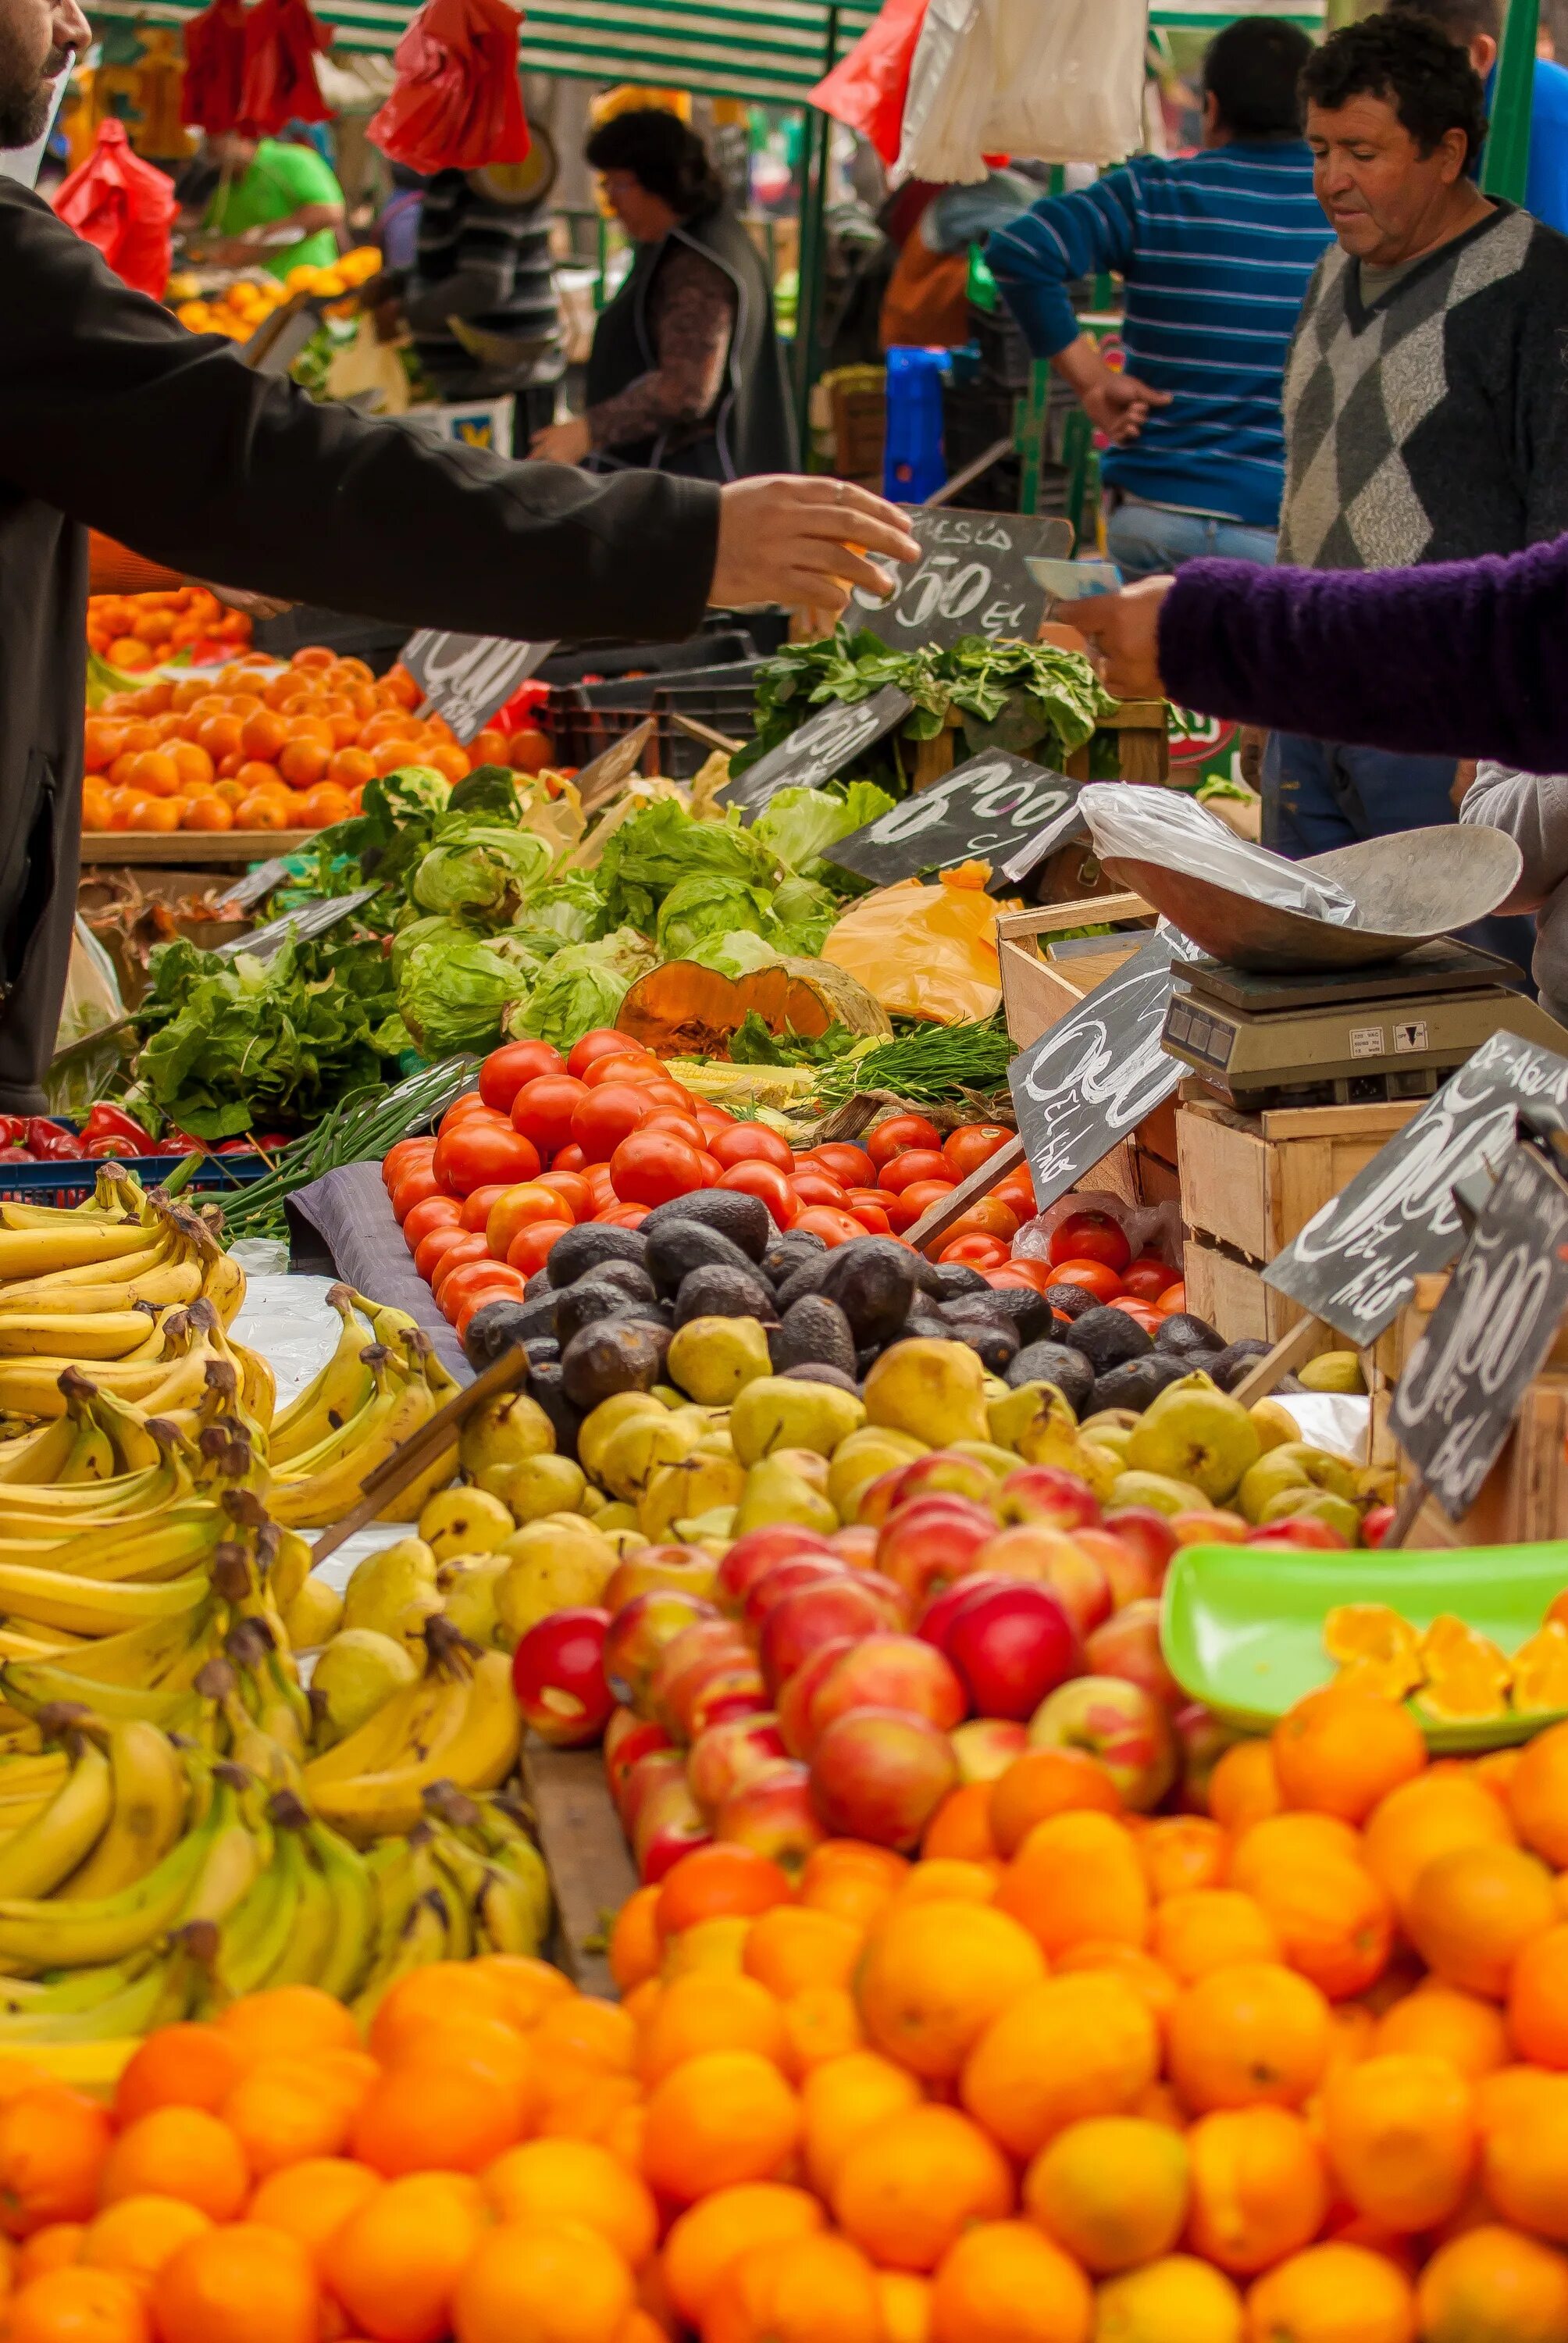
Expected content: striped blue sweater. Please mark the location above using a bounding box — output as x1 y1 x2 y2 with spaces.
987 144 1333 529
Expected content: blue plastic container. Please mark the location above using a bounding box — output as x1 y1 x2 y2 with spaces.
882 346 950 503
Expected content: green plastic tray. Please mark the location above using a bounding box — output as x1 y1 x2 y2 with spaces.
1160 1539 1568 1751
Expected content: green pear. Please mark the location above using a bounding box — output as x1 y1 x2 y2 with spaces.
342 1536 442 1653
679 1505 738 1544
1256 1487 1362 1543
458 1389 555 1498
416 1486 515 1562
1108 1469 1211 1517
1084 1424 1134 1460
578 1392 668 1485
825 1427 927 1519
666 1317 774 1407
496 1521 618 1643
1124 1375 1261 1503
1082 1409 1140 1435
732 1454 840 1538
501 1453 588 1525
311 1628 419 1747
1249 1397 1301 1455
282 1574 343 1650
1236 1441 1360 1524
864 1338 989 1446
596 1407 705 1500
1298 1350 1366 1395
437 1551 510 1646
729 1377 865 1467
989 1380 1081 1464
639 1448 747 1541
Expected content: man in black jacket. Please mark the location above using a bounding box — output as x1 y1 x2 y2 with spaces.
0 0 915 1109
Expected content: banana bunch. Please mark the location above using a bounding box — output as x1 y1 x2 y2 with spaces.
301 1616 522 1841
265 1293 460 1528
0 1293 273 1428
351 1783 551 2023
0 1182 246 1377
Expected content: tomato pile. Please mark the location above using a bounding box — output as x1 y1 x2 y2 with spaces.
1039 1209 1187 1332
384 1032 1043 1344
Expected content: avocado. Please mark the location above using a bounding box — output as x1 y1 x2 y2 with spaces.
1154 1311 1225 1361
1062 1305 1153 1375
522 1336 559 1366
559 1318 672 1410
900 1310 954 1344
1006 1340 1094 1414
1091 1354 1193 1414
672 1264 778 1328
978 1286 1053 1346
553 1281 645 1346
779 1362 861 1395
940 1311 1019 1375
762 1231 828 1286
640 1189 771 1261
524 1360 584 1457
775 1257 830 1313
1206 1339 1273 1393
461 1296 533 1373
770 1295 858 1379
933 1262 991 1300
644 1218 757 1298
820 1238 918 1344
545 1223 647 1290
1042 1282 1099 1322
523 1268 553 1300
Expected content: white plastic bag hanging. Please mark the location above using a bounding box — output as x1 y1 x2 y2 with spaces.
1078 784 1360 925
896 0 1148 183
895 0 990 184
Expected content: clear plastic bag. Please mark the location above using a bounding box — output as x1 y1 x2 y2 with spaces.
45 919 127 1117
1078 783 1360 925
896 0 1145 184
821 869 1003 1022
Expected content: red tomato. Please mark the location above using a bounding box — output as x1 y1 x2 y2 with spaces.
433 1119 542 1199
947 1196 1019 1243
568 1028 640 1080
441 1261 527 1321
695 1151 723 1187
383 1138 435 1192
695 1106 736 1139
1155 1282 1188 1318
1122 1256 1180 1301
479 1040 566 1114
583 1163 618 1204
882 1180 956 1233
716 1160 797 1228
571 1082 651 1164
640 1110 707 1149
390 1166 445 1221
1110 1296 1164 1331
454 1289 513 1344
943 1123 1013 1181
986 1261 1056 1297
993 1178 1039 1226
633 1079 695 1111
609 1131 704 1207
437 1091 490 1133
551 1142 587 1173
583 1051 661 1089
878 1148 950 1197
536 1171 592 1224
709 1122 794 1174
595 1202 650 1228
789 1172 850 1210
1048 1210 1132 1275
487 1182 572 1258
801 1143 875 1188
506 1220 573 1275
793 1205 864 1247
867 1114 942 1170
415 1224 478 1284
939 1232 1010 1268
430 1233 491 1296
846 1199 893 1236
460 1185 513 1233
511 1075 590 1157
1051 1258 1124 1302
401 1195 462 1249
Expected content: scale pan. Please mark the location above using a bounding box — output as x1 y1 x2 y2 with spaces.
1098 824 1523 972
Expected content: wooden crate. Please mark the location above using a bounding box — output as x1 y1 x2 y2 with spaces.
1399 1375 1568 1546
1177 1093 1422 1263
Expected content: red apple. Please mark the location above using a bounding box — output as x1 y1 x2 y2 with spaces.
715 1761 827 1878
604 1589 719 1714
1028 1674 1178 1812
759 1575 901 1695
829 1525 881 1569
1103 1507 1180 1579
998 1464 1102 1533
889 1452 1003 1511
918 1571 1013 1649
618 1748 689 1836
511 1607 613 1748
1361 1503 1395 1550
688 1712 789 1813
1168 1510 1250 1549
1246 1517 1349 1551
943 1582 1082 1722
1076 1527 1161 1611
777 1639 857 1759
715 1524 836 1613
809 1708 960 1849
1174 1701 1240 1814
635 1779 712 1881
856 1567 914 1627
968 1524 1111 1635
804 1634 968 1753
648 1620 753 1731
602 1545 718 1613
855 1467 914 1528
951 1717 1029 1783
604 1706 672 1804
876 1497 997 1606
668 1658 770 1741
1084 1597 1182 1706
743 1555 849 1632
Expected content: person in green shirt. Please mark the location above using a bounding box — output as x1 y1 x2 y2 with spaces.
200 132 345 279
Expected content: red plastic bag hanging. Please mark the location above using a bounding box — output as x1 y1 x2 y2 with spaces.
238 0 332 134
180 0 248 132
811 0 928 166
53 119 177 300
367 0 530 174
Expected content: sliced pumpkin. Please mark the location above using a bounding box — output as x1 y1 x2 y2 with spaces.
1324 1603 1422 1701
1412 1613 1512 1723
1512 1621 1568 1714
615 957 890 1061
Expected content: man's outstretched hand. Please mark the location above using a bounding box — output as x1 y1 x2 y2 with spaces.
1060 575 1174 699
711 476 921 616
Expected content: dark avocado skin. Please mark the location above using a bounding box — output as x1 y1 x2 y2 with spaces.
1154 1312 1225 1361
524 1360 583 1457
672 1264 779 1328
762 1232 826 1286
546 1224 647 1289
552 1281 646 1346
640 1189 771 1261
461 1297 536 1371
820 1239 918 1345
940 1311 1019 1375
932 1262 990 1300
1205 1339 1273 1392
559 1318 672 1409
775 1258 829 1313
644 1221 757 1298
770 1295 858 1378
1042 1283 1099 1322
965 1285 1051 1346
1005 1342 1093 1414
779 1362 861 1393
1061 1306 1153 1374
1091 1354 1192 1414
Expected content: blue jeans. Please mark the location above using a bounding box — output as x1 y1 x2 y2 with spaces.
1104 501 1278 580
1263 733 1537 990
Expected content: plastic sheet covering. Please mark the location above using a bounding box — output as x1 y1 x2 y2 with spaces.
1078 783 1360 925
368 0 531 171
53 122 177 298
822 868 1004 1022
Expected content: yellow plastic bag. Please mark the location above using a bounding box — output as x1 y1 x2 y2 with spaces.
822 866 1008 1022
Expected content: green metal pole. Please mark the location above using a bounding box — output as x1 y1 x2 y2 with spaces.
1481 0 1538 201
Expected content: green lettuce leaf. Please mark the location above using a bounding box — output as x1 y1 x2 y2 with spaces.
397 935 535 1057
686 930 781 977
412 824 555 920
508 926 657 1051
654 876 775 962
767 876 840 958
753 783 895 876
597 800 777 932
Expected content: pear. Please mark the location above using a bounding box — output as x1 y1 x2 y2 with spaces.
458 1390 555 1500
729 1378 865 1467
1298 1350 1366 1395
864 1338 989 1446
1109 1469 1211 1517
989 1381 1081 1466
580 1485 609 1517
1085 1424 1134 1461
496 1521 618 1643
1074 1442 1124 1500
1256 1487 1363 1543
951 1440 1021 1478
282 1574 343 1650
679 1506 738 1546
651 1384 689 1409
272 1531 312 1613
1082 1409 1140 1435
342 1536 443 1653
1124 1375 1261 1503
1249 1397 1301 1455
502 1453 589 1525
416 1486 515 1562
500 1513 618 1573
596 1407 705 1500
1236 1441 1360 1524
593 1503 640 1533
640 1449 747 1541
311 1628 419 1747
437 1551 510 1646
604 1528 650 1560
666 1317 773 1407
579 1392 668 1485
826 1427 927 1519
732 1454 839 1539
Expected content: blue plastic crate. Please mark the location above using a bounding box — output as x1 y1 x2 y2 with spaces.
0 1143 272 1213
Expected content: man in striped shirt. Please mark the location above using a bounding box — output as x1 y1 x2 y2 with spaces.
988 17 1332 579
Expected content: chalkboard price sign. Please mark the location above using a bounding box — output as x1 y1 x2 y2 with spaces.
1008 932 1183 1211
1266 1031 1568 1346
718 683 914 819
401 629 556 744
1389 1139 1568 1518
826 749 1082 892
849 509 1073 650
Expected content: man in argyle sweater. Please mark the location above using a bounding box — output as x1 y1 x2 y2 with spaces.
1266 12 1568 974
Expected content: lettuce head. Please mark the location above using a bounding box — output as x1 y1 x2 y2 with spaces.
654 876 775 963
686 930 781 978
508 926 657 1051
753 782 894 876
412 824 555 921
397 935 535 1057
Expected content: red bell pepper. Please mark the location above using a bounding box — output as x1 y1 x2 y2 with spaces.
25 1119 80 1161
80 1103 154 1151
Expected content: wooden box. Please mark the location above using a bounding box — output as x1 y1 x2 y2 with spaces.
1177 1093 1422 1264
1401 1375 1568 1547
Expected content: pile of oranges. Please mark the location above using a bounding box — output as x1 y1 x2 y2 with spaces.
87 587 253 673
82 645 502 838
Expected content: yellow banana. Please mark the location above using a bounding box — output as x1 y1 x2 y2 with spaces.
269 1373 386 1481
181 1776 265 1928
0 1263 204 1319
0 1225 158 1279
0 1664 202 1731
226 1340 274 1432
0 1415 80 1487
208 1825 301 2002
269 1292 377 1467
60 1720 187 1900
299 1808 378 2001
0 1350 198 1418
257 1820 337 1990
351 1837 449 2025
0 1234 175 1298
0 1312 169 1363
0 1734 113 1899
0 1945 197 2042
268 1358 436 1528
308 1653 521 1842
0 1770 226 1970
0 1564 212 1640
198 1244 246 1328
301 1656 452 1791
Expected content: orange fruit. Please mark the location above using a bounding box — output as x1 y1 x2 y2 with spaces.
1243 2241 1417 2343
239 709 287 761
855 1899 1045 2081
1406 1842 1558 1997
1481 2068 1568 2241
989 1750 1122 1856
1322 2052 1476 2231
1417 2222 1568 2343
929 2220 1092 2343
298 782 353 829
114 2029 243 2130
1140 1816 1229 1898
329 747 377 791
219 2053 374 2178
832 2103 1013 2272
799 1843 909 1931
81 784 114 830
365 1964 522 2062
1208 1740 1283 1834
960 1971 1159 2159
169 742 215 792
5 2268 149 2343
921 1784 999 1863
663 2183 825 2325
1246 1855 1395 2000
467 1957 577 2031
1024 2115 1190 2273
152 2222 319 2343
195 715 243 760
661 1917 749 1981
1187 2106 1329 2277
1363 1771 1517 1917
800 2050 923 2198
234 788 290 830
127 750 181 798
325 2170 488 2343
996 1810 1149 1956
351 2058 520 2179
641 2051 800 2203
1053 1942 1180 2035
372 737 425 776
0 2091 112 2236
1272 1688 1426 1824
481 2138 655 2267
656 1846 794 1937
127 797 180 833
1229 1814 1361 1892
889 1860 997 1910
98 2107 248 2224
744 1906 862 1999
215 1986 360 2067
180 793 234 831
639 1972 788 2085
246 2157 381 2263
876 2269 934 2343
1374 1981 1508 2078
780 1984 865 2072
80 2195 210 2287
279 737 331 787
1509 1924 1568 2067
1167 1962 1332 2113
1149 1889 1281 1983
448 2220 633 2343
1512 1724 1568 1867
608 1886 661 1994
532 1996 636 2075
702 2231 882 2343
1094 2255 1244 2343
